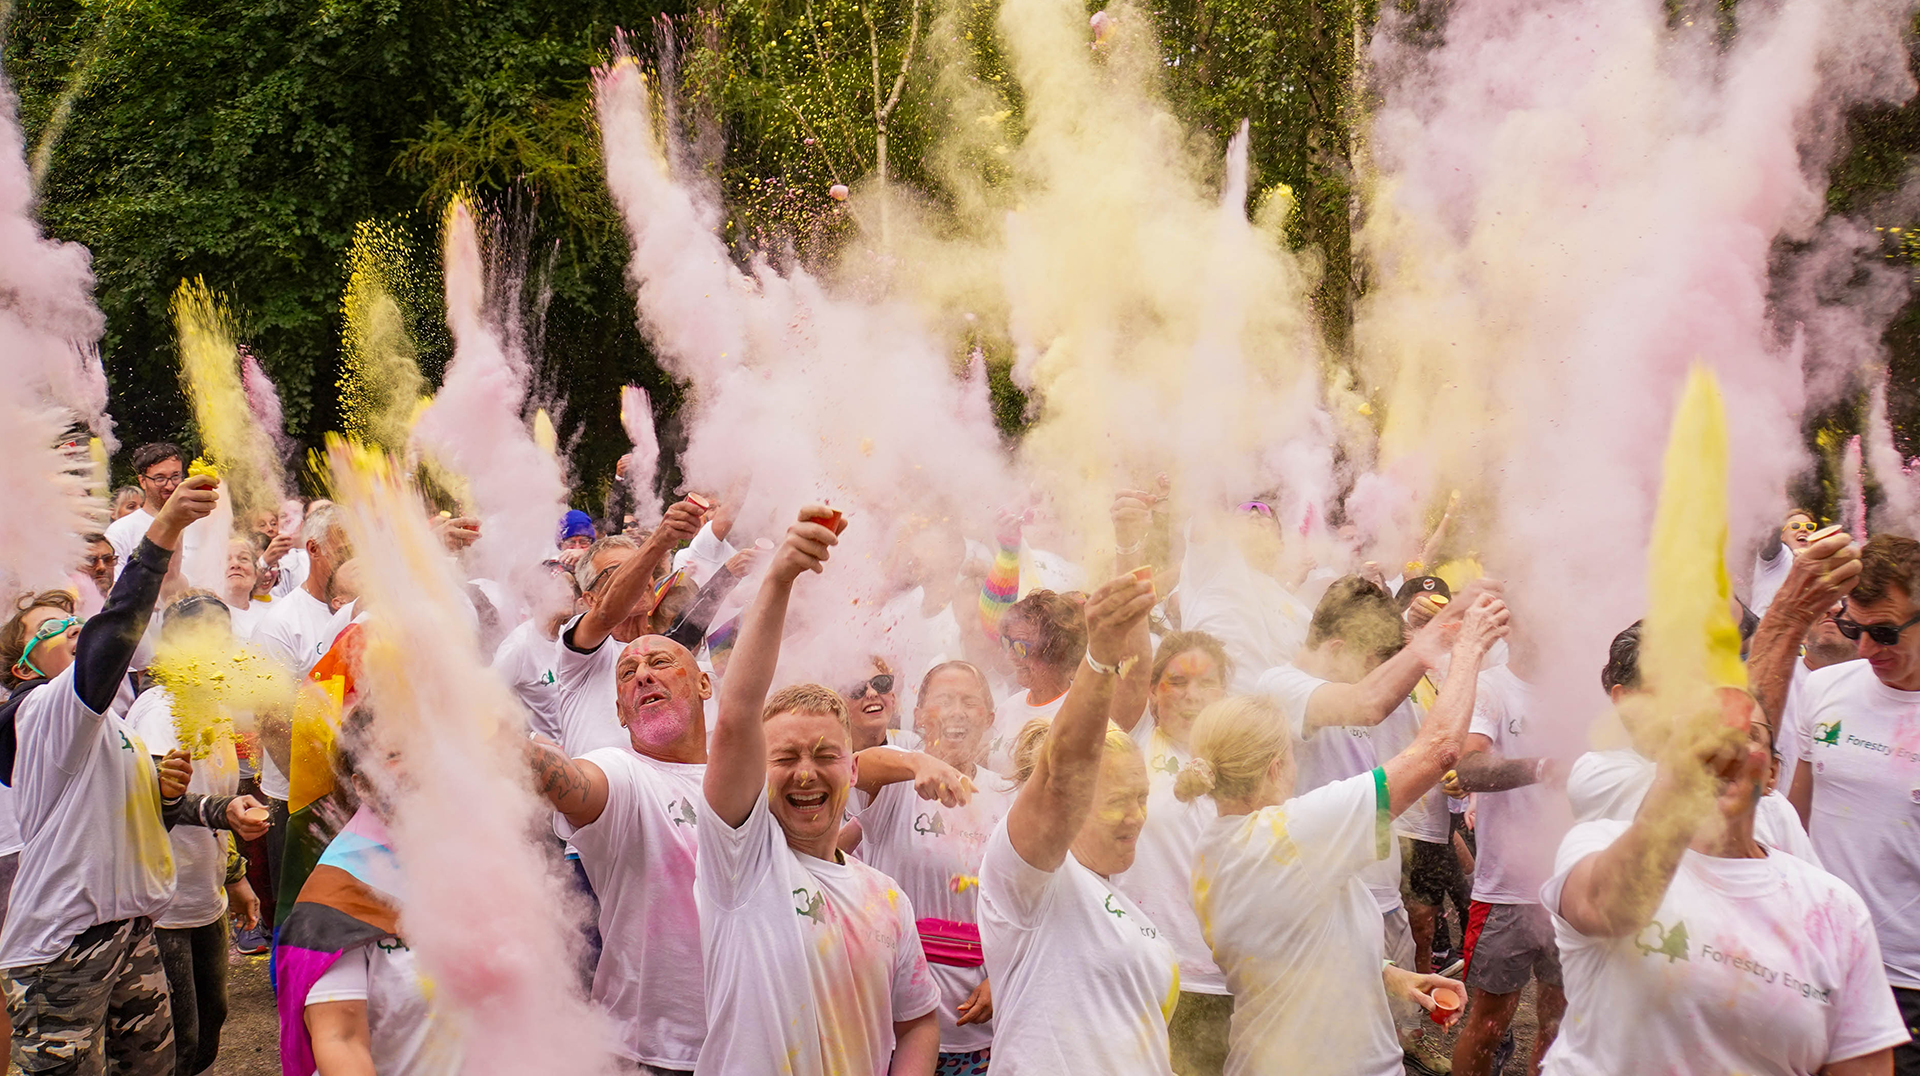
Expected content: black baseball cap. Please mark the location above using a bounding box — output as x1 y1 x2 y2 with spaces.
1395 575 1451 610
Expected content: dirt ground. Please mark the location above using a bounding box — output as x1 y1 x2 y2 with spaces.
201 945 1542 1076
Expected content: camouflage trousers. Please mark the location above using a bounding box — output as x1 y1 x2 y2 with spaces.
4 917 175 1076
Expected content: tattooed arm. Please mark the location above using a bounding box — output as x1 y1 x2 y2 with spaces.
524 737 610 828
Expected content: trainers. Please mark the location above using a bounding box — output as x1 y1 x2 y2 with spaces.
233 925 269 955
1489 1029 1516 1074
1404 1038 1454 1075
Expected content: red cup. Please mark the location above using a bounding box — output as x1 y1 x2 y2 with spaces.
1429 985 1463 1025
687 492 713 512
806 509 847 536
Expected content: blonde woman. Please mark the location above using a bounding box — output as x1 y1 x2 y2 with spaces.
1177 594 1506 1076
978 574 1174 1075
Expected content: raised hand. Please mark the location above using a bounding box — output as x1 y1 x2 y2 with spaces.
770 506 842 584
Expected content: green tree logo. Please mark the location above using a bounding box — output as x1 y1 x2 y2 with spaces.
669 798 696 827
913 813 947 836
1813 721 1842 746
793 887 826 925
1634 920 1690 962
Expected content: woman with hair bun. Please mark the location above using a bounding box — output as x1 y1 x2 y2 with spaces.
1179 594 1508 1076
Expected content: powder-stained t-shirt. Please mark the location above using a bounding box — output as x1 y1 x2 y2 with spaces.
1467 666 1571 905
1193 771 1402 1076
854 771 1016 1053
1114 716 1228 996
1256 662 1408 913
0 665 175 968
558 749 707 1069
1540 819 1909 1075
694 791 937 1076
305 934 458 1076
978 818 1179 1076
1795 659 1920 989
127 687 238 930
253 587 354 801
986 689 1066 775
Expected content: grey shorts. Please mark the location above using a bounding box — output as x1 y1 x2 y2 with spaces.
1462 900 1562 995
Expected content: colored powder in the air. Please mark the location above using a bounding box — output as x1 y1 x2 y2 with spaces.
172 277 286 519
340 220 429 454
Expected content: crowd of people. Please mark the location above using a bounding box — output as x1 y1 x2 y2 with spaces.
0 438 1916 1076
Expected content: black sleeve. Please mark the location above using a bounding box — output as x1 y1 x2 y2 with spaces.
664 569 745 651
75 537 172 715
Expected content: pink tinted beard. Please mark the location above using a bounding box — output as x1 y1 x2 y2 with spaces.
628 702 693 749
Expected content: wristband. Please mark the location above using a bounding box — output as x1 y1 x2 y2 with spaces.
1084 652 1121 676
1534 758 1550 785
1114 540 1144 556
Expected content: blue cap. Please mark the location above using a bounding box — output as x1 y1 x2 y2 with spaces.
558 509 597 544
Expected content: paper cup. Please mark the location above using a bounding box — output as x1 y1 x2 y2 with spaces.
1429 985 1463 1025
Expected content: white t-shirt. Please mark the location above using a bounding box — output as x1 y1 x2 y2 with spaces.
1467 666 1571 905
986 688 1067 775
0 785 20 859
977 818 1178 1076
1565 748 1819 864
103 507 155 578
1540 819 1909 1075
127 687 238 929
304 935 456 1075
1255 662 1406 913
226 601 269 641
492 619 563 743
1796 659 1920 988
0 667 176 968
551 615 632 757
1749 544 1792 618
252 587 354 801
1177 533 1311 695
1114 718 1227 995
854 771 1016 1053
1193 771 1402 1076
694 791 938 1076
555 749 706 1068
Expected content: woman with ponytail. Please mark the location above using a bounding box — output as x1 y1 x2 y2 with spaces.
1179 593 1509 1076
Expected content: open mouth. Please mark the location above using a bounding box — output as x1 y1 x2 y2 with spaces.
942 724 972 742
786 790 829 811
633 687 671 707
862 701 885 716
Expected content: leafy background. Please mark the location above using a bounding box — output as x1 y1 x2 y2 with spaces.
5 0 1919 515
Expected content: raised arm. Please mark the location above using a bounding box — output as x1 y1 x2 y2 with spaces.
74 474 218 713
704 507 839 828
1447 737 1560 796
1554 718 1729 937
1003 575 1154 872
523 738 611 828
1746 530 1857 724
1381 595 1507 816
1300 591 1479 732
853 746 974 808
573 497 707 652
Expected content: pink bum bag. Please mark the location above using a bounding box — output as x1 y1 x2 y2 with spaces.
917 918 983 968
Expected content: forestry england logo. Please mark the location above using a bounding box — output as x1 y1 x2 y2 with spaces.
1635 919 1690 963
793 887 826 925
1813 720 1842 747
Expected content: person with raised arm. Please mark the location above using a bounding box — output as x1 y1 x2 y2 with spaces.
1177 592 1505 1076
1540 688 1908 1075
977 571 1173 1075
0 473 270 1076
696 506 940 1076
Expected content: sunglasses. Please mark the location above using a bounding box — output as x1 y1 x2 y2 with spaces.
18 615 84 677
845 674 895 700
1832 606 1920 646
1000 636 1035 660
1784 519 1818 533
82 553 117 568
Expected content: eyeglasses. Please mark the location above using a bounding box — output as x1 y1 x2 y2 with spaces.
845 674 894 699
17 615 84 678
1000 636 1035 660
139 470 184 487
1832 605 1920 646
1784 519 1818 533
82 553 117 568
